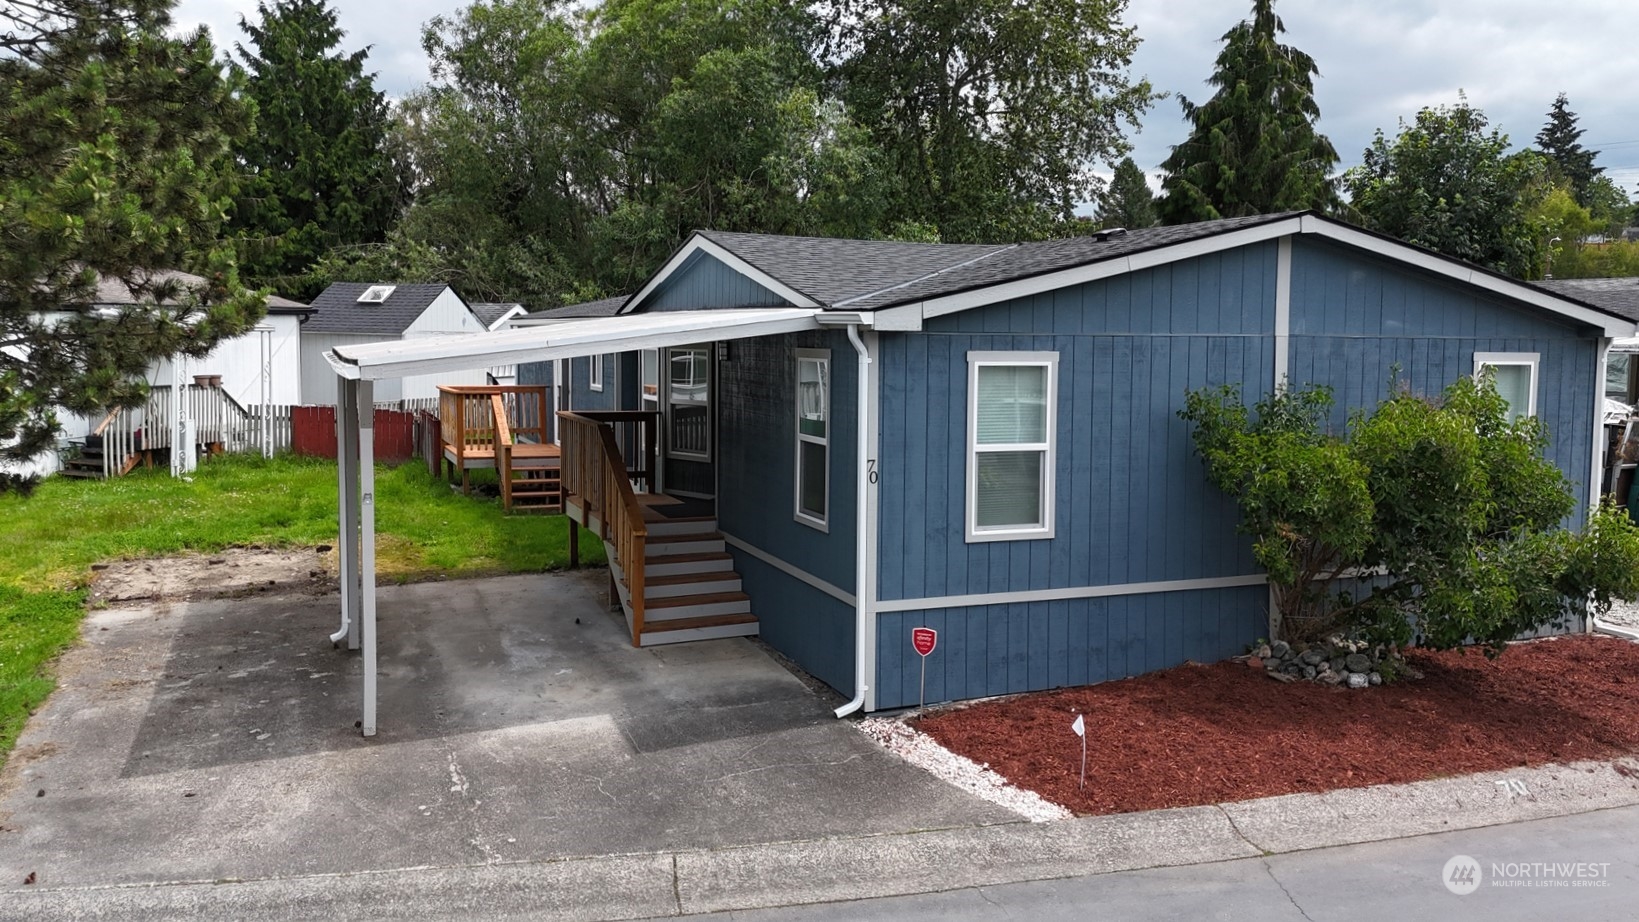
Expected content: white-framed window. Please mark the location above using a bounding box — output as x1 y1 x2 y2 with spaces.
1474 352 1539 422
588 354 604 392
667 345 711 460
795 349 830 530
966 351 1057 543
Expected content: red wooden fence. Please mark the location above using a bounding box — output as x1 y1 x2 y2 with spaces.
291 405 417 463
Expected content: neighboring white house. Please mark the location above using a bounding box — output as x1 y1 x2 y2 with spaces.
3 271 309 480
470 302 530 385
299 283 489 405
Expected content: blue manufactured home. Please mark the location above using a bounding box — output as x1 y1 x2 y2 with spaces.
489 212 1633 713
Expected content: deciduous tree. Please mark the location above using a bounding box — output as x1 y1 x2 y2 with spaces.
1344 98 1545 279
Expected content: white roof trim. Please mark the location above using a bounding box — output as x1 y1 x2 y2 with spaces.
622 235 821 314
486 305 529 331
324 308 823 381
914 219 1303 319
1299 216 1636 338
898 214 1634 338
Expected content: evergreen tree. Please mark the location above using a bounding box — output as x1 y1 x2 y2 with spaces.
1096 158 1157 229
0 0 264 493
232 0 398 298
1535 92 1603 207
1157 0 1338 224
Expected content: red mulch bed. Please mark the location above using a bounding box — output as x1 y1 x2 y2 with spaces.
914 634 1639 816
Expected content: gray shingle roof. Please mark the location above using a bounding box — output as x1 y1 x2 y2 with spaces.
688 214 1300 312
527 295 629 319
469 302 524 328
696 230 1006 306
1534 277 1639 323
87 269 309 313
303 282 461 335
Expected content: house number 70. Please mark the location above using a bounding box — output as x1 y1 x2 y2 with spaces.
867 459 879 485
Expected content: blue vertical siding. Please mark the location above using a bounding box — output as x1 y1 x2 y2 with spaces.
567 353 622 412
1288 237 1598 522
718 330 857 592
644 251 791 311
874 586 1267 709
717 329 859 690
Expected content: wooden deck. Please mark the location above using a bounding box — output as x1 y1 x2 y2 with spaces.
437 385 561 513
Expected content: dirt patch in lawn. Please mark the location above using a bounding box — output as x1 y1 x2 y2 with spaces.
914 634 1639 816
88 547 333 605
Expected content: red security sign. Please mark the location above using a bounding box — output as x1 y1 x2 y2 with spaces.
912 627 938 657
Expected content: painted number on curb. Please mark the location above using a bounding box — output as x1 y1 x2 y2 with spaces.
1494 779 1530 798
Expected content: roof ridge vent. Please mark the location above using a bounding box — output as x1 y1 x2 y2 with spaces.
1093 227 1127 242
357 285 396 304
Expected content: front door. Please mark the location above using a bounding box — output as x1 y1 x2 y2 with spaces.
661 344 714 497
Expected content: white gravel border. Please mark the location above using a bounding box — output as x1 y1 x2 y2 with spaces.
858 716 1071 823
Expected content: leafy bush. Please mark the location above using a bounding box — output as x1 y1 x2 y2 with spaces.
1181 373 1639 654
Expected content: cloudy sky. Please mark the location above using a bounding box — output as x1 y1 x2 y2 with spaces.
175 0 1639 195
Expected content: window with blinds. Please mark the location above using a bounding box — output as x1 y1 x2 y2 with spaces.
1473 352 1539 423
966 351 1057 542
795 349 829 529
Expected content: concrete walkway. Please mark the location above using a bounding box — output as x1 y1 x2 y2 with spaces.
3 571 1638 920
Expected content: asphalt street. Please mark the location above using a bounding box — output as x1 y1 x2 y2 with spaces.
711 803 1639 922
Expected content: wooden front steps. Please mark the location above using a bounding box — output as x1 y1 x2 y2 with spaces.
59 436 138 480
607 512 758 647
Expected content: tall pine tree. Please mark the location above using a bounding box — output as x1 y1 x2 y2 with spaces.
1157 0 1337 224
1096 158 1157 229
232 0 398 298
0 0 264 493
1535 92 1603 207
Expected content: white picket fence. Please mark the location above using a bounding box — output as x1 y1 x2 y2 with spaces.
90 390 444 478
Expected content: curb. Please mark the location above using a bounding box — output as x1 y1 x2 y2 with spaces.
5 755 1639 920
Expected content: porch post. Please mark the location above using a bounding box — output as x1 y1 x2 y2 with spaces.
357 379 378 737
336 377 361 650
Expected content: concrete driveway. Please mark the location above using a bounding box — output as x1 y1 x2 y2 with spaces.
0 570 1016 888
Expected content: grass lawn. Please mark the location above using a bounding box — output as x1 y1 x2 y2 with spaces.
0 453 603 761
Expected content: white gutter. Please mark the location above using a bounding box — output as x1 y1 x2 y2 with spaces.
830 316 875 717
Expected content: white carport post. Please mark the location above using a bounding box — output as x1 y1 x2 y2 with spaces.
333 373 378 737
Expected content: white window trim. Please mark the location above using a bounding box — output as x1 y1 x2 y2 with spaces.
588 354 604 392
794 348 830 532
665 345 712 462
641 348 660 408
966 350 1058 543
1473 351 1539 418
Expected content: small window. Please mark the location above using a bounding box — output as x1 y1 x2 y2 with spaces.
667 345 710 460
357 285 395 303
1607 353 1632 403
967 351 1057 542
1474 352 1539 422
589 354 603 392
795 350 829 529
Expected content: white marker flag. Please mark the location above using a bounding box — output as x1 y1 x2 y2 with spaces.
1071 714 1085 737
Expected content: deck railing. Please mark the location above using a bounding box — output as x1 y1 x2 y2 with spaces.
560 410 657 645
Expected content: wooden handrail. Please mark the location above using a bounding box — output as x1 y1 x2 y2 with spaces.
493 393 513 510
559 410 651 646
92 406 122 437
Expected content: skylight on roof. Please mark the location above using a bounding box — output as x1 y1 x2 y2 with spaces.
357 285 396 304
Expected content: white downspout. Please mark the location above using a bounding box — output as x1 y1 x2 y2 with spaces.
836 322 873 717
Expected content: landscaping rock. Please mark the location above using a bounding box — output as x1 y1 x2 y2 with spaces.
1302 665 1317 680
1270 641 1291 660
1369 672 1383 686
1344 653 1372 674
1300 649 1326 667
1255 644 1272 659
1266 669 1296 683
1329 656 1346 674
1347 672 1370 689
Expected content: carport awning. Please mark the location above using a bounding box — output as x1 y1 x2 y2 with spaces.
324 307 826 380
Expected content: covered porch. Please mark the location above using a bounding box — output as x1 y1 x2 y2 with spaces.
322 307 864 735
